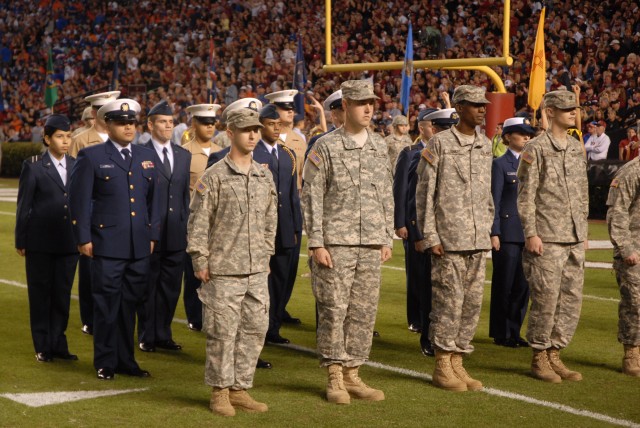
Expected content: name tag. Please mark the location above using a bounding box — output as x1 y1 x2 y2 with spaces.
99 164 115 169
507 172 517 176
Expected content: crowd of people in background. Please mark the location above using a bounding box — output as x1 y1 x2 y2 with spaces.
0 0 639 157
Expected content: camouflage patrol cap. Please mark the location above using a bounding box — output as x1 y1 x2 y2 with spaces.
226 108 264 129
452 85 490 104
392 115 409 126
340 80 380 101
543 90 577 109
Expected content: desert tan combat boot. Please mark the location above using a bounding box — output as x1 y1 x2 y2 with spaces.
623 345 640 377
326 364 350 404
547 348 582 381
450 353 483 391
531 349 562 383
433 351 467 391
229 389 268 412
210 387 235 416
342 366 385 401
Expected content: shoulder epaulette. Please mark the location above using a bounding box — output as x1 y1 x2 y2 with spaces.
29 155 42 163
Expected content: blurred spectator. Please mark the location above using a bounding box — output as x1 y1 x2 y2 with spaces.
619 127 639 161
584 120 611 160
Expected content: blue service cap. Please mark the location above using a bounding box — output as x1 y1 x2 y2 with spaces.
424 108 459 128
44 114 71 131
418 108 439 122
259 104 280 120
148 100 173 116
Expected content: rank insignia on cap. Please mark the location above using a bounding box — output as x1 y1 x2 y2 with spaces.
522 151 535 164
523 118 531 125
248 101 258 111
196 179 207 194
451 112 459 120
141 160 155 169
308 150 323 167
421 148 435 165
122 103 130 112
610 178 619 188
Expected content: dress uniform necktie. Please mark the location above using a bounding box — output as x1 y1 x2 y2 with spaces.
58 161 67 185
162 147 172 176
271 147 279 174
121 148 131 166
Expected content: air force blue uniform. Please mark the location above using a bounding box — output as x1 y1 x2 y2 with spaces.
137 141 191 346
15 152 79 358
70 141 160 372
489 149 529 342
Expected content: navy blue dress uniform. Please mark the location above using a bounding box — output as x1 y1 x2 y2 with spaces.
137 100 191 352
489 118 532 347
15 114 79 362
69 99 160 379
255 104 303 342
394 108 437 332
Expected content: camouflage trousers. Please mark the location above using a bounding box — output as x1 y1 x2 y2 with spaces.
523 242 584 350
430 251 486 353
613 259 640 346
198 272 269 389
311 245 381 367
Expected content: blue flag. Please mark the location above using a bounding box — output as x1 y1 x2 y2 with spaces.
0 76 4 112
400 22 414 114
207 38 218 103
293 36 307 115
110 52 119 91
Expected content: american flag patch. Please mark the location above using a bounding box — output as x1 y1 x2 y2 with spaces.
421 148 435 164
142 161 155 169
610 178 619 188
308 150 323 167
196 179 207 194
522 151 535 164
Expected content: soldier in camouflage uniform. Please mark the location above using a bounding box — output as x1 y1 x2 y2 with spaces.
415 85 493 392
517 90 589 383
187 109 278 416
385 115 412 175
302 80 394 405
606 158 640 377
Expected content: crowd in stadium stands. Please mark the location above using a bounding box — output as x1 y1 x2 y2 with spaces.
0 0 639 158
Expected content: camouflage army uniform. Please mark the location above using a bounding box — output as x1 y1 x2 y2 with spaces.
517 131 589 350
213 131 231 149
607 158 640 346
187 154 277 389
302 127 394 367
415 126 494 353
385 133 413 175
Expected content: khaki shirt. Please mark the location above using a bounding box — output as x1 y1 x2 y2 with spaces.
385 133 412 175
187 155 277 275
182 139 223 191
282 127 306 190
517 131 588 243
301 127 394 248
70 126 105 157
415 127 494 251
607 157 640 259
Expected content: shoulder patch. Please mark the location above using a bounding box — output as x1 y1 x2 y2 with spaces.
610 178 619 188
195 178 208 194
308 149 323 168
421 148 435 165
522 151 535 164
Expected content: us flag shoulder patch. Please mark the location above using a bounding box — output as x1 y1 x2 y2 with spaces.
195 179 207 194
308 150 323 167
610 178 619 188
421 148 435 164
522 151 535 164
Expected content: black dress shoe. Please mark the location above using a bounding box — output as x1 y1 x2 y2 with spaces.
53 352 78 361
373 330 380 337
187 322 201 332
139 342 156 352
156 340 182 351
97 368 115 380
516 337 529 347
494 338 518 348
116 367 150 377
256 358 272 369
408 324 422 333
35 352 52 362
81 325 93 335
266 334 290 344
282 316 302 325
420 341 435 357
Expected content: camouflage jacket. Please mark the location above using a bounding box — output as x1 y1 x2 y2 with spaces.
415 127 494 251
187 155 277 275
607 157 640 258
517 131 588 243
385 133 412 175
302 127 394 248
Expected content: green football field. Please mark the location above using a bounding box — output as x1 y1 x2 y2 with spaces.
0 177 638 427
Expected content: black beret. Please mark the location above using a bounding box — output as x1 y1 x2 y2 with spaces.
44 114 71 131
259 104 280 120
148 100 173 117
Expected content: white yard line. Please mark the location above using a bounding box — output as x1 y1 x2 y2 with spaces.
0 211 15 216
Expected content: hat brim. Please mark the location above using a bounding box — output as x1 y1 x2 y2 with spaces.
194 116 217 125
233 120 264 129
104 113 138 122
502 124 535 136
344 94 380 101
432 119 458 127
274 102 295 110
